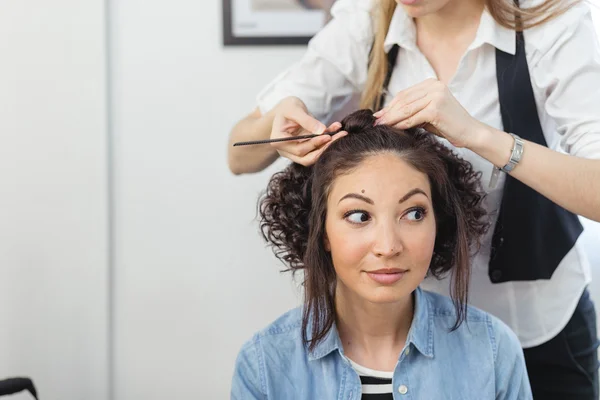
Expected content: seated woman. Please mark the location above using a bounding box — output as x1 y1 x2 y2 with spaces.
231 110 532 399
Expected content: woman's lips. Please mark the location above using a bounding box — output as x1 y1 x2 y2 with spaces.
366 269 408 285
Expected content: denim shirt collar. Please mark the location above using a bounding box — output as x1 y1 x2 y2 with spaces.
307 287 434 361
406 286 434 358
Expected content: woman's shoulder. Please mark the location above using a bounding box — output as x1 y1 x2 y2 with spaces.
232 306 311 392
422 290 522 360
235 307 305 359
419 291 530 397
256 306 304 337
421 289 490 322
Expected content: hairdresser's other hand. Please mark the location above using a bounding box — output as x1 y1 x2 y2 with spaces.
271 97 347 166
373 78 484 148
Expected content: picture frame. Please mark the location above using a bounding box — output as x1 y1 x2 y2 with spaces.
222 0 334 46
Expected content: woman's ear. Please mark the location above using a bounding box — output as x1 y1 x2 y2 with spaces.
324 233 331 252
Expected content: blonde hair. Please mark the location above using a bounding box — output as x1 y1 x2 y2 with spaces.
360 0 581 110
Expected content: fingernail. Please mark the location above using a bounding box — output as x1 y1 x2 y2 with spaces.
373 111 382 117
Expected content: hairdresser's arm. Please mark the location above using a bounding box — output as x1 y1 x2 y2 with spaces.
228 108 279 175
473 127 600 222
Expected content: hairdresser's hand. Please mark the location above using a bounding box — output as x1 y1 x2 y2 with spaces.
373 78 484 148
270 97 347 166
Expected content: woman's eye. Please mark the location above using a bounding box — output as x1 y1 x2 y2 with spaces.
345 211 370 224
405 208 426 221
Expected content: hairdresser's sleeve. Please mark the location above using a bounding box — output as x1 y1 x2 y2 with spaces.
256 0 374 124
231 336 267 400
492 316 533 400
525 0 600 159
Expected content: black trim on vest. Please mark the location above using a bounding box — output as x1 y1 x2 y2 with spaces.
490 32 583 282
380 33 583 283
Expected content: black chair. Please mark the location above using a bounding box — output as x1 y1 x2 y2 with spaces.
0 377 37 399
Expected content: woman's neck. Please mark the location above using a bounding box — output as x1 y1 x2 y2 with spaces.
414 0 485 40
412 0 485 83
335 284 414 371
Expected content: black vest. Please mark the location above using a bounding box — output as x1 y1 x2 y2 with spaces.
381 32 583 283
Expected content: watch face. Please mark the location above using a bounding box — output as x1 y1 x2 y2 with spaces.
514 142 524 161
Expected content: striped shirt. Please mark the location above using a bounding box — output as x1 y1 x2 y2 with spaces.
348 358 393 399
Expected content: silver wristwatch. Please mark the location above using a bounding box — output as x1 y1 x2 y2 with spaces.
489 133 524 189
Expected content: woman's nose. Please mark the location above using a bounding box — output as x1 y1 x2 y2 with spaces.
372 221 403 258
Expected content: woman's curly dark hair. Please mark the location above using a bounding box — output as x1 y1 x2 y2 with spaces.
259 109 489 352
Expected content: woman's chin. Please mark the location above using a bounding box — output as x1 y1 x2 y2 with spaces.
360 287 413 304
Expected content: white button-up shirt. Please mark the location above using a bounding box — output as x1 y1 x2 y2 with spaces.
256 0 600 347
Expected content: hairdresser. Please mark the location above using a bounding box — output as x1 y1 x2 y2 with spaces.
227 0 600 397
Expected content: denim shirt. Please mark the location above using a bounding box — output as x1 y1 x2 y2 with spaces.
231 287 532 399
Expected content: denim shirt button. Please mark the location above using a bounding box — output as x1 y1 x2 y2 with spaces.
398 385 408 395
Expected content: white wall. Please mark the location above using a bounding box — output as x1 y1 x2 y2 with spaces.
109 1 304 399
0 1 109 399
1 1 600 400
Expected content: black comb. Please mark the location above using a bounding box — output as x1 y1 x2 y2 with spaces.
233 131 336 146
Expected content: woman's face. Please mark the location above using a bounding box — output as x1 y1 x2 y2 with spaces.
325 153 436 304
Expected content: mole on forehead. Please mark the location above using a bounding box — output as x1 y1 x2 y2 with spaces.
361 189 365 193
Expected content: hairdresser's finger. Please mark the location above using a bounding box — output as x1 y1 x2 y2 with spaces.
302 136 339 165
279 120 301 132
374 88 428 119
318 129 346 147
277 149 304 165
281 147 322 167
327 121 342 133
280 129 347 166
273 134 331 158
302 146 330 166
271 114 300 139
294 134 332 156
377 96 431 127
286 108 327 135
331 130 348 141
374 78 438 117
299 130 348 165
376 90 428 122
391 106 438 133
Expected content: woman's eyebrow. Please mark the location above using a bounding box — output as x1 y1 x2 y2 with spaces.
399 188 428 204
338 193 373 205
338 188 428 205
